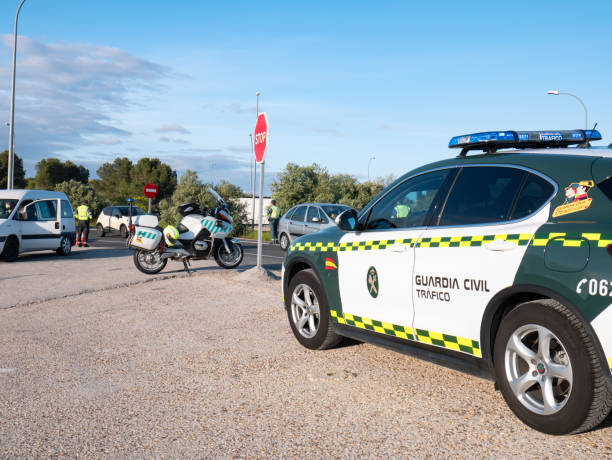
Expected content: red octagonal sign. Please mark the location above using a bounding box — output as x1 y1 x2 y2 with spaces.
143 183 158 198
254 112 268 164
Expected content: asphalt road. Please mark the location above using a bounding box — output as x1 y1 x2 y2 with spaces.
89 234 284 270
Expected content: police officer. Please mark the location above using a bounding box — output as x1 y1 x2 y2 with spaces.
267 199 281 244
393 200 410 219
74 200 93 247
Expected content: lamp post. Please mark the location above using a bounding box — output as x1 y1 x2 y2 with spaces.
368 156 376 182
249 133 254 229
547 90 588 130
7 0 27 190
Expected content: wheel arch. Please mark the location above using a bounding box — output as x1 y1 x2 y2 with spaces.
283 256 323 308
481 284 610 384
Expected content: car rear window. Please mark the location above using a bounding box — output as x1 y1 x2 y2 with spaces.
509 174 555 220
321 205 349 219
439 166 526 226
291 206 307 222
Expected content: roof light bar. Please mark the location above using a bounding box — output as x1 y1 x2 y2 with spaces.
449 129 602 156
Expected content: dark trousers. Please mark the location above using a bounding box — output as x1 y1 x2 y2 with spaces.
269 218 279 242
77 220 89 243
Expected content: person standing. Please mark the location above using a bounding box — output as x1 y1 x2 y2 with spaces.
74 201 93 247
266 199 281 244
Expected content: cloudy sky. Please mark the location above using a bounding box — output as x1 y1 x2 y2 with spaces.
1 1 612 193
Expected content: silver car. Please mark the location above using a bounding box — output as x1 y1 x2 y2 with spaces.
278 203 350 251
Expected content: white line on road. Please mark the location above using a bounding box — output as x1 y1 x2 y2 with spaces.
244 252 284 260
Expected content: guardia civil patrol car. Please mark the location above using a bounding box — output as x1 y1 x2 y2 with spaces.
282 129 612 435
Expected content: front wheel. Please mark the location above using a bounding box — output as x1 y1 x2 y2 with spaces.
214 239 243 269
133 249 167 274
494 299 612 434
120 224 129 238
96 224 105 237
287 269 341 350
56 235 72 256
279 233 290 251
0 236 19 262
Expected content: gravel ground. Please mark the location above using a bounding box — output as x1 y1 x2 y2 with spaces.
1 247 611 458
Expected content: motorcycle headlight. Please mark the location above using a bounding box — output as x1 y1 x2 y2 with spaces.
218 209 232 224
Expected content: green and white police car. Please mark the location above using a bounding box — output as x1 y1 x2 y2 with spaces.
282 129 612 435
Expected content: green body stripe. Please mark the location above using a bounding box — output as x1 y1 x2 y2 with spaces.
330 309 481 357
290 232 612 253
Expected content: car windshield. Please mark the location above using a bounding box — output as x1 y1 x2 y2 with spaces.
0 199 18 219
321 205 350 219
118 206 146 216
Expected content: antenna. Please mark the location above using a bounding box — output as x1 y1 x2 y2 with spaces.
579 122 598 148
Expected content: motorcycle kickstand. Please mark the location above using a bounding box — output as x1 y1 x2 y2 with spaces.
182 258 192 275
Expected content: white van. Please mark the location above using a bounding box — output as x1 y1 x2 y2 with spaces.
0 189 76 261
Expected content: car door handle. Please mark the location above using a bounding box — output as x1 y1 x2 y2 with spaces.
55 221 60 229
483 240 516 252
387 243 408 253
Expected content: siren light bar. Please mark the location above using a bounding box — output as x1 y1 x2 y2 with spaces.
449 129 602 156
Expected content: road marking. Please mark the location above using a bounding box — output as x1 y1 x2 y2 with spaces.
244 252 284 260
0 368 15 373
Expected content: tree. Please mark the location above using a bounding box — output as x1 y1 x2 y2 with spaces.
271 162 391 213
0 150 27 188
55 180 106 217
94 157 177 207
94 157 134 203
33 158 89 190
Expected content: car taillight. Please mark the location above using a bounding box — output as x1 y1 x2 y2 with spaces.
607 244 612 257
130 224 135 233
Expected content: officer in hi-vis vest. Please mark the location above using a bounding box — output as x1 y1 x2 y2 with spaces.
74 201 93 247
266 199 282 244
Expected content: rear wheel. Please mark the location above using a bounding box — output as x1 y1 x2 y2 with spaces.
279 233 290 251
96 224 105 237
0 236 19 261
56 235 72 256
494 299 612 434
120 224 129 238
214 240 243 269
287 269 341 350
133 249 167 274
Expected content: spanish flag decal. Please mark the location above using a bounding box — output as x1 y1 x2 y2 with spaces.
325 257 337 270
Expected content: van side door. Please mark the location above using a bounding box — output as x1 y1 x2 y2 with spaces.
20 199 62 251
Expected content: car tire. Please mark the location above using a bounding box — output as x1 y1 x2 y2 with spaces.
0 236 19 262
287 269 342 350
96 224 105 237
120 224 129 238
279 233 290 251
56 235 72 256
493 299 612 434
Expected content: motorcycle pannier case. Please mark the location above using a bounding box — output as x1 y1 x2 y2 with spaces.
131 226 162 250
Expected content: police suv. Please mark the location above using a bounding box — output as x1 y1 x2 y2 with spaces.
282 129 612 434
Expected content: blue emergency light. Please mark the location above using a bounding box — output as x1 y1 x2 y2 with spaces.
449 129 602 156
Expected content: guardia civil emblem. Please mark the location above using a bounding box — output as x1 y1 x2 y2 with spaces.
367 266 379 298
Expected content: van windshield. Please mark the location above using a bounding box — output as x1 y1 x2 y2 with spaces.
0 199 18 219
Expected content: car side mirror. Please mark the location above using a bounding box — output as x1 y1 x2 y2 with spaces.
335 209 359 231
311 217 320 223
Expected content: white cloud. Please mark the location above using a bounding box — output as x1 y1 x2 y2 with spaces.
154 123 191 134
0 35 169 172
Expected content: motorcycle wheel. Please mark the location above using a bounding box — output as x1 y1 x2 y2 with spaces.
133 249 167 274
214 240 243 269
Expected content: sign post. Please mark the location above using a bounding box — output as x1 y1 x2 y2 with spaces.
143 183 158 214
253 112 268 269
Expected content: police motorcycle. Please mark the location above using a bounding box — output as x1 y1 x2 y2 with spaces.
128 189 243 274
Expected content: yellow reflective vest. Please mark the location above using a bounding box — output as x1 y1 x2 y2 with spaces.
268 205 281 219
75 205 92 221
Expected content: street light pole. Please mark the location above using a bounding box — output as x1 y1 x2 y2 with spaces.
7 0 27 190
547 90 588 130
368 156 376 182
249 133 254 230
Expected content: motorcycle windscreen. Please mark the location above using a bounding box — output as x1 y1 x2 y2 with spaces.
131 226 162 250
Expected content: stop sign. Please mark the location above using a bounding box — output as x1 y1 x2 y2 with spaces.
143 183 158 198
254 112 268 164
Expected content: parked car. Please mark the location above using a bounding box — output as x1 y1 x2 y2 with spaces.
282 128 612 435
96 205 148 238
278 203 350 251
0 189 76 261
